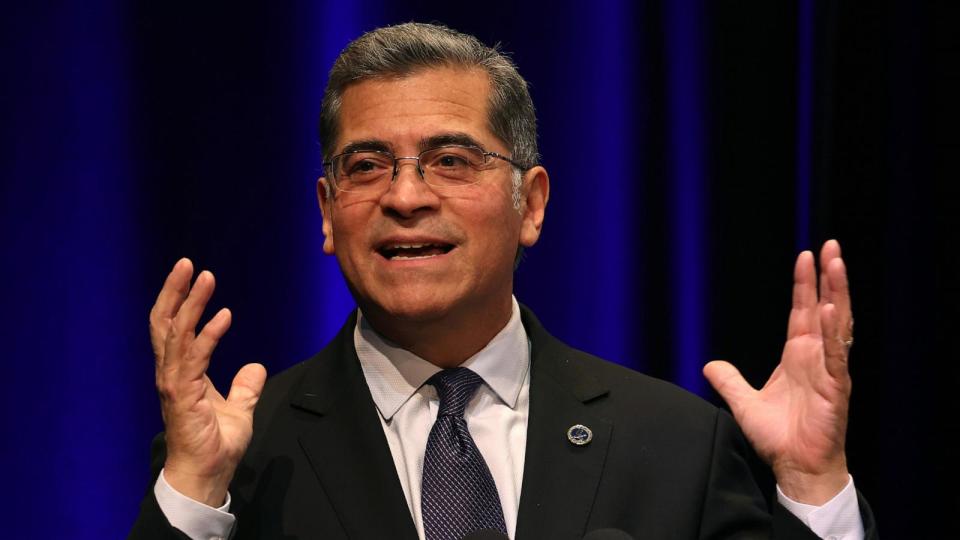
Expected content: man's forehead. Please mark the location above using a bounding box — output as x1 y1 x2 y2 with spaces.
334 67 500 151
338 67 490 113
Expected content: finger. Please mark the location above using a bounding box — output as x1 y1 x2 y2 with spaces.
162 270 217 387
179 307 232 381
787 251 819 339
167 270 217 350
818 240 841 305
226 363 268 414
150 258 194 364
703 360 757 418
819 303 849 379
825 256 853 339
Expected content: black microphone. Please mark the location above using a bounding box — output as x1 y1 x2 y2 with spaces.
462 531 509 540
582 529 636 540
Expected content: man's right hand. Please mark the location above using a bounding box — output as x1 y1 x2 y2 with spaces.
150 258 267 507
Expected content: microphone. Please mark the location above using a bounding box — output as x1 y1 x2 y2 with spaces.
582 529 636 540
462 531 509 540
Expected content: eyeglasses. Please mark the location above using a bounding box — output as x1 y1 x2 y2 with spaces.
323 144 525 193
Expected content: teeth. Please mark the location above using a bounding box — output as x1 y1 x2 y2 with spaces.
393 254 439 260
389 243 437 249
379 242 452 261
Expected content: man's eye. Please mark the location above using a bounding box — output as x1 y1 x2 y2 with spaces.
347 158 388 175
353 161 376 172
432 153 470 168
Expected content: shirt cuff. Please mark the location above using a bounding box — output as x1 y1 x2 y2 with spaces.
154 469 236 540
776 474 865 540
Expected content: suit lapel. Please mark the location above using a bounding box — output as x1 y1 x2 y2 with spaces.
283 307 610 539
291 313 419 540
515 308 612 540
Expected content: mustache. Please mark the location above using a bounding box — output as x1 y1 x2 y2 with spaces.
368 219 465 245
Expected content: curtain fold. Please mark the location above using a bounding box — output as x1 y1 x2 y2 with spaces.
1 2 953 536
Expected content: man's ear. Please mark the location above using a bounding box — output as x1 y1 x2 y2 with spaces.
317 177 335 255
519 166 549 247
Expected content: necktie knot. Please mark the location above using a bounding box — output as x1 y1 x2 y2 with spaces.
428 367 483 418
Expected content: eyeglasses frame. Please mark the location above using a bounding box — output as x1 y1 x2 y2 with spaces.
322 144 527 193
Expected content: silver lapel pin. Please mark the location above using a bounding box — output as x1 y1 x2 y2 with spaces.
567 424 593 446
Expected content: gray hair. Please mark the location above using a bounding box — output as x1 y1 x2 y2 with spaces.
319 22 540 170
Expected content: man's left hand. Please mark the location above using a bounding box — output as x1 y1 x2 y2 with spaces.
704 239 854 505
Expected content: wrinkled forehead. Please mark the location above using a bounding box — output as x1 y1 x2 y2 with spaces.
333 67 497 152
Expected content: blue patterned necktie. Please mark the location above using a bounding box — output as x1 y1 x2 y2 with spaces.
421 368 508 540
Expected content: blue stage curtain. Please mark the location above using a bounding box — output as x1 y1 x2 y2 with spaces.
1 1 953 537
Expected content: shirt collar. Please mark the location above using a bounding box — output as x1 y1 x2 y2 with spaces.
354 297 529 421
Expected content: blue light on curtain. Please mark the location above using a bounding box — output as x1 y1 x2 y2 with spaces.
2 2 148 537
523 0 641 370
292 2 378 351
666 0 708 395
0 4 936 536
580 0 641 370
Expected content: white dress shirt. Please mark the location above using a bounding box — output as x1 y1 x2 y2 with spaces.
155 296 864 540
355 297 529 538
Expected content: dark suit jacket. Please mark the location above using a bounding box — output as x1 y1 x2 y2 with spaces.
130 306 878 539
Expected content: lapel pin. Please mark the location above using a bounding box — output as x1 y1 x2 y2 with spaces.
567 424 593 446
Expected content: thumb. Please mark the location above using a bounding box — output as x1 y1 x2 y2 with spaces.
226 362 267 414
703 360 755 415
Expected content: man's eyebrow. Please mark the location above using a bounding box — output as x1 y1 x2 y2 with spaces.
420 133 485 151
337 134 486 156
339 139 392 155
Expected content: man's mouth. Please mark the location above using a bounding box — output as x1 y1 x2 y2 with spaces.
377 242 455 260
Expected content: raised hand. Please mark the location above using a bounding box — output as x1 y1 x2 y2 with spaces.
703 240 854 504
149 258 267 506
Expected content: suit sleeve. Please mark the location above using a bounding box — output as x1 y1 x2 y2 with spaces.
127 433 193 540
699 411 878 539
696 410 788 539
127 490 195 540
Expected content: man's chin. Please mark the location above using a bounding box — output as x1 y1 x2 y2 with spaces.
358 293 457 324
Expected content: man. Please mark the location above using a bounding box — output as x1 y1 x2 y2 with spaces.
130 23 877 539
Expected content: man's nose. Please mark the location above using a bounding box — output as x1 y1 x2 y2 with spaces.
379 158 440 217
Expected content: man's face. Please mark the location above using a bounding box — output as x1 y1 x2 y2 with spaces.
317 67 547 329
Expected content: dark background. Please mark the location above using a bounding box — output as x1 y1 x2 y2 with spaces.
1 1 956 537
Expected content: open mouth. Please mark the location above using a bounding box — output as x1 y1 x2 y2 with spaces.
377 242 455 260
